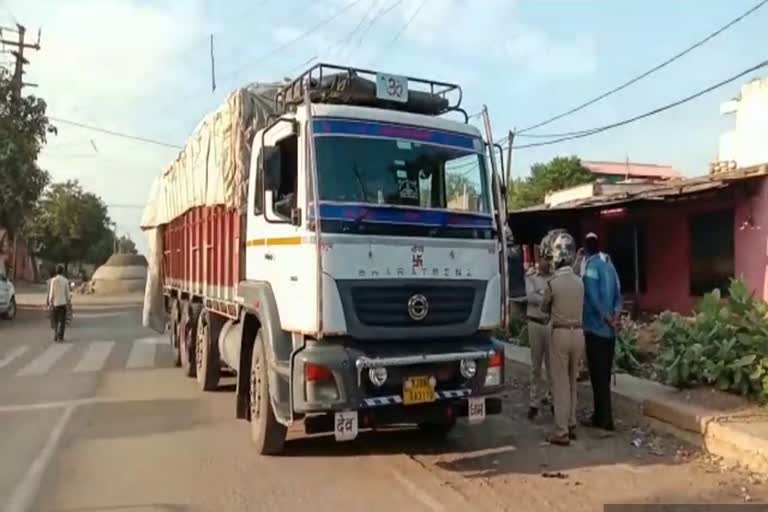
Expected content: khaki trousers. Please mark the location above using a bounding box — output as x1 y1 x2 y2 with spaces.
549 326 585 437
528 321 552 407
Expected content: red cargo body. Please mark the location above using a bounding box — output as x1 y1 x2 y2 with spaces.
161 205 242 316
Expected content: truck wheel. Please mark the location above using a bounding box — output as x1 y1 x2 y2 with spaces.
169 300 181 367
249 331 287 455
196 309 220 391
418 418 456 439
180 303 196 378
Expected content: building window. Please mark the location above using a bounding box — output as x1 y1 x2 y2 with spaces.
689 210 734 296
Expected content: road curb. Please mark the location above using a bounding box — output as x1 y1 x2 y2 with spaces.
503 342 768 475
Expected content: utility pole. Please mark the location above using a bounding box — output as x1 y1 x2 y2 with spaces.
1 24 40 280
1 23 41 101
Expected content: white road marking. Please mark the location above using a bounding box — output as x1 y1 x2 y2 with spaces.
135 336 166 345
389 467 445 512
126 338 157 368
16 344 73 377
73 341 115 373
4 405 75 512
0 398 99 413
0 346 29 369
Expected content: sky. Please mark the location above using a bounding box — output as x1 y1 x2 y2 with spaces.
2 0 767 255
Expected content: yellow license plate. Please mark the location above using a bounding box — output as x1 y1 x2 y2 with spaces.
403 376 435 405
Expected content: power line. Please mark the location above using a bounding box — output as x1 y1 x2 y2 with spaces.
348 0 403 57
217 0 365 85
517 0 768 134
334 0 377 60
49 117 183 149
504 59 768 150
370 0 426 63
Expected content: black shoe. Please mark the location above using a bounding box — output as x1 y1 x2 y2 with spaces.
527 406 539 420
569 427 577 440
546 433 570 446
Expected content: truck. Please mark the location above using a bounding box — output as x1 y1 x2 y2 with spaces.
142 64 517 455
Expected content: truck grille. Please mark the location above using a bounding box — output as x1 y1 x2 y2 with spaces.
350 285 475 327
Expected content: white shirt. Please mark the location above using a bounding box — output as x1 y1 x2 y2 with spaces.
48 275 71 307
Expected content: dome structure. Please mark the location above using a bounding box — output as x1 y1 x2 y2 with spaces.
90 254 148 294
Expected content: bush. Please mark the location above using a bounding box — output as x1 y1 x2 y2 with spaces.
655 278 768 401
508 316 528 346
615 317 643 373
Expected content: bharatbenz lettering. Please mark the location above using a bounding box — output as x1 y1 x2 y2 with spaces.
142 64 520 455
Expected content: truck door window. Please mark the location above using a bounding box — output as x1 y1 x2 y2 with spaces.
273 135 298 220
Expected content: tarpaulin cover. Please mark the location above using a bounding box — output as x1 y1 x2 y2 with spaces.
142 83 281 331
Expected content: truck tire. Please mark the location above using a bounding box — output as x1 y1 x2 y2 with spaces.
418 418 456 439
180 302 197 378
249 331 287 455
169 300 181 367
196 309 220 391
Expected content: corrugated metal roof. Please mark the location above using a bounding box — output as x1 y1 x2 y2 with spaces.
511 165 768 214
583 160 681 179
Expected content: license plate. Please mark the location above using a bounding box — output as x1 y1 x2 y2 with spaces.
468 397 486 424
334 411 358 442
403 375 435 405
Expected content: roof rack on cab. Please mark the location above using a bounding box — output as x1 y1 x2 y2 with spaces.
275 63 468 123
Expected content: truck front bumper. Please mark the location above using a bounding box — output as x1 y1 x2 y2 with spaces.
291 335 505 425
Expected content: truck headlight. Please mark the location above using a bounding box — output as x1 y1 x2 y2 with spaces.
460 359 477 379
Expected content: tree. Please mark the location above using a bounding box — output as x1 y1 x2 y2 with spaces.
117 235 138 255
445 173 479 210
30 181 113 270
507 156 595 210
0 68 55 262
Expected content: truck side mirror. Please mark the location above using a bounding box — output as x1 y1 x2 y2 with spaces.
263 146 282 191
0 274 6 282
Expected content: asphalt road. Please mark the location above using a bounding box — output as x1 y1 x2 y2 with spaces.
1 302 766 512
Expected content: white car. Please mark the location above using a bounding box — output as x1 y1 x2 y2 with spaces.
0 270 16 320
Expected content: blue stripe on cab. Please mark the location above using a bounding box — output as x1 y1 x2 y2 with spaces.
314 203 493 228
312 118 478 151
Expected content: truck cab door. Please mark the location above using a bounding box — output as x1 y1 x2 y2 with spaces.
246 120 310 332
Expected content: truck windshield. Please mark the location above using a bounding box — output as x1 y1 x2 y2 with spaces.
314 133 490 214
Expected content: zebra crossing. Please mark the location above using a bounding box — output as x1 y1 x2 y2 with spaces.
0 336 173 378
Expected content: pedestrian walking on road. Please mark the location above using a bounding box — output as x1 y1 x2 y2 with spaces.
541 232 584 446
48 265 71 342
525 246 553 420
581 233 622 432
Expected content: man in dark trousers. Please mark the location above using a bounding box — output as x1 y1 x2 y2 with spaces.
581 233 622 431
47 265 71 342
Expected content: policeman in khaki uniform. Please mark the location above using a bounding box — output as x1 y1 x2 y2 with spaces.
541 232 585 446
525 246 553 420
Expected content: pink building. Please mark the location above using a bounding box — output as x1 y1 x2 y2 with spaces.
509 166 768 315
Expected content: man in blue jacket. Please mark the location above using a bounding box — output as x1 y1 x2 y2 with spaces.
581 233 622 431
